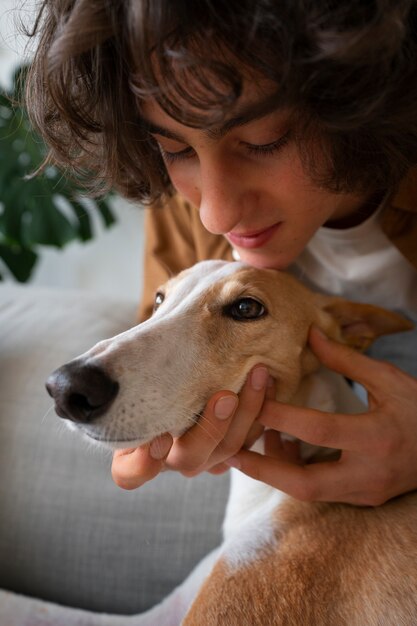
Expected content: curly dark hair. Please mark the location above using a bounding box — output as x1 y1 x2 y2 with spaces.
25 0 417 202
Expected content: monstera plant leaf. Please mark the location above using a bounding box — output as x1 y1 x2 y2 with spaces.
0 65 116 281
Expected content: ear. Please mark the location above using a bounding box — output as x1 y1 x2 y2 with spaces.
322 299 414 351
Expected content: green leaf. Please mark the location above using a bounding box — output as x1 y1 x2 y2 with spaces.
0 181 26 242
23 195 78 248
96 197 117 228
67 199 93 241
0 242 37 282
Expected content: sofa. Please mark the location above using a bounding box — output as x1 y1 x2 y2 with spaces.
0 283 229 620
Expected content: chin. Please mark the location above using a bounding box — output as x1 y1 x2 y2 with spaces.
235 249 293 271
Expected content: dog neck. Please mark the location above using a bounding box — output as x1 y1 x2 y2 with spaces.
292 366 365 414
286 367 366 462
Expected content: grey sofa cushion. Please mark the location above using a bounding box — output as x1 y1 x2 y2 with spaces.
0 284 229 615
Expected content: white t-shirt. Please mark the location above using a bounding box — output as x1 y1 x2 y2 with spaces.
288 207 417 314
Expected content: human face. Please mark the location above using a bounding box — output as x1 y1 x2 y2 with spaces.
141 96 368 270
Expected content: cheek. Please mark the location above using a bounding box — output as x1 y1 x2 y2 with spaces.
168 167 201 206
276 162 337 224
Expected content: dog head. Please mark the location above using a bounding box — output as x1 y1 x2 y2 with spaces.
46 260 412 448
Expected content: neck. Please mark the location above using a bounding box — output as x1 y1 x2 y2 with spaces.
325 190 386 230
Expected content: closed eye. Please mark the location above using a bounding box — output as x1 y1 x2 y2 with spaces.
159 145 195 163
243 130 291 157
155 131 291 164
223 297 267 321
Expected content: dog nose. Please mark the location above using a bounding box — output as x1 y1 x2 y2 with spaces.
46 361 119 423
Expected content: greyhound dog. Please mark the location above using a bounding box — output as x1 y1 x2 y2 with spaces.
10 260 415 625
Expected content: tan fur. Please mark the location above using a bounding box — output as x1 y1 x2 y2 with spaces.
320 297 413 351
185 494 417 625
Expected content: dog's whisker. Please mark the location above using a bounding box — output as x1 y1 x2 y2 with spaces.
40 403 55 425
186 413 223 445
195 411 227 439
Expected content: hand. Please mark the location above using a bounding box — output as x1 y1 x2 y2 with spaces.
111 365 274 490
225 326 417 506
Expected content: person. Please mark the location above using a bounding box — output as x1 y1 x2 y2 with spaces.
27 0 417 509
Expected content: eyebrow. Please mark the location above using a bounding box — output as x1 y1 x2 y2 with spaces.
141 106 275 143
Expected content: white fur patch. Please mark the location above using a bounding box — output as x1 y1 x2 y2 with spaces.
221 468 287 570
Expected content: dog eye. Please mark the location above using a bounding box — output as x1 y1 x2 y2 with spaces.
154 291 165 311
223 297 267 321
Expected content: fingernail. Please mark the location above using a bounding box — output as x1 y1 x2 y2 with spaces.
150 434 172 460
225 456 241 469
251 366 268 391
215 396 238 420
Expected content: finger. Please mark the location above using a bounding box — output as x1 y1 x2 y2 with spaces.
180 461 230 477
165 392 238 472
264 430 303 464
309 326 387 391
265 375 277 400
258 399 371 452
209 365 270 464
111 434 172 490
225 449 360 503
169 366 269 472
207 462 230 475
243 422 264 449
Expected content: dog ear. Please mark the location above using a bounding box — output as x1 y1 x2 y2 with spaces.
322 299 414 351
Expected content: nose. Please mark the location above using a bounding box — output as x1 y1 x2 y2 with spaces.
46 361 119 423
198 159 252 235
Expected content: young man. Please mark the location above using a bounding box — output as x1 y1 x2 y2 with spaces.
28 0 417 506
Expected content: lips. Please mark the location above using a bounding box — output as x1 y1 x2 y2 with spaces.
226 222 282 249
